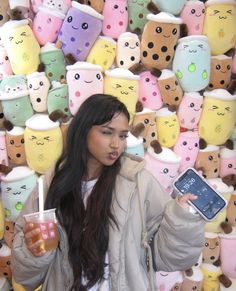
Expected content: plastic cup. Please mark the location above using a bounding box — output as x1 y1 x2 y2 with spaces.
24 208 58 252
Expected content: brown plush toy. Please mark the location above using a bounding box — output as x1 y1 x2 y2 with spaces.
0 242 12 279
202 233 221 266
3 219 15 248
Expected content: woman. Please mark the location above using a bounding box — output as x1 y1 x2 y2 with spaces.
11 94 205 291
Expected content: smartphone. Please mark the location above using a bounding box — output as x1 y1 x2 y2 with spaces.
173 168 227 221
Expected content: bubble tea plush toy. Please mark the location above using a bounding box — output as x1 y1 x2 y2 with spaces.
202 232 221 265
0 131 8 165
116 32 140 69
0 0 9 27
133 107 157 149
144 140 181 195
177 92 203 130
199 89 236 145
2 19 40 75
220 148 236 178
0 74 27 96
181 268 203 291
27 72 50 113
152 0 187 15
127 0 149 33
140 12 182 70
24 114 63 174
66 62 103 116
157 69 184 107
102 0 128 39
104 68 139 123
42 0 71 14
86 36 116 72
0 242 12 279
156 271 183 291
40 42 66 83
180 0 205 36
156 106 180 148
1 166 38 221
57 1 103 61
0 48 13 80
8 0 34 20
208 55 233 90
125 123 145 157
203 0 236 55
138 70 163 110
47 81 71 120
172 35 211 92
173 130 200 172
33 5 65 46
0 90 33 127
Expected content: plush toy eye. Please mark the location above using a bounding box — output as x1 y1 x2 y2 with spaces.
175 80 178 86
190 103 194 107
136 42 139 46
234 201 236 206
125 42 129 47
227 65 231 70
183 141 187 145
163 168 169 174
96 74 101 80
5 56 8 61
156 26 162 33
67 16 73 23
39 81 44 86
228 164 233 168
202 9 205 13
144 118 149 124
29 84 32 89
82 22 88 30
10 140 14 145
145 78 150 82
216 65 221 70
172 28 177 35
191 9 196 14
21 138 24 144
74 73 80 80
208 155 213 161
205 242 209 247
114 4 118 9
195 143 198 147
215 241 219 246
165 85 170 90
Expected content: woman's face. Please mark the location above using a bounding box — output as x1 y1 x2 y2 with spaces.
86 112 129 176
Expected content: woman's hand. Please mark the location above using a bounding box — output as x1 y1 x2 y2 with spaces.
23 222 46 257
177 193 198 210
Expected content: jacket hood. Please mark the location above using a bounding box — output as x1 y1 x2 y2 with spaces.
119 153 146 181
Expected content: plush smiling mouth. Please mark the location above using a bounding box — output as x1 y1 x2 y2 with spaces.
33 87 40 91
36 142 44 145
217 112 225 116
15 40 23 44
219 16 227 19
189 50 197 53
72 26 79 30
194 108 200 111
15 145 21 148
163 35 170 38
84 80 93 83
220 70 227 73
195 14 202 17
120 10 124 14
169 124 174 127
129 46 136 49
121 91 128 95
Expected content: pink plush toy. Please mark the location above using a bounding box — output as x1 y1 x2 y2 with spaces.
173 130 200 172
156 271 183 291
0 48 13 81
144 140 181 195
33 5 65 46
138 71 163 111
220 148 236 178
66 61 103 115
102 0 128 39
180 0 205 35
177 92 203 130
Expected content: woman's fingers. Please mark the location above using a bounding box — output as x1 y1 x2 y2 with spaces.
178 193 198 209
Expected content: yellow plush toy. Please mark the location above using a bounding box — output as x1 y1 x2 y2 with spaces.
201 263 222 291
203 0 236 55
24 114 63 174
156 107 180 148
104 68 140 123
86 36 116 72
199 89 236 145
2 19 40 75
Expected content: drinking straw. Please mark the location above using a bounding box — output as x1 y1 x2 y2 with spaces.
38 176 45 213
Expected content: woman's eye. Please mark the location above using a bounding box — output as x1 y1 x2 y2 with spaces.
120 134 128 140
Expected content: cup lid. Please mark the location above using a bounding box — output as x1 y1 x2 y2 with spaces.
66 61 102 71
1 166 36 182
71 1 104 20
105 68 140 80
25 114 60 130
147 12 182 24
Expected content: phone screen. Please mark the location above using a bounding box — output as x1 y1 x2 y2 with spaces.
174 169 226 220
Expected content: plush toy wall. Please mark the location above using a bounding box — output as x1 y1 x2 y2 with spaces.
0 0 236 290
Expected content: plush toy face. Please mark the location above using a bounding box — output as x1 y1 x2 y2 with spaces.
220 233 236 279
66 66 103 116
226 194 236 227
58 3 103 61
4 219 15 248
33 7 64 46
27 73 50 112
0 133 8 165
170 282 182 291
195 148 220 178
0 49 13 80
102 0 128 39
0 75 27 95
177 92 203 130
153 0 187 15
24 126 63 174
220 149 236 178
208 56 232 90
2 95 34 127
127 0 149 32
133 111 157 148
138 71 163 110
0 244 11 278
116 32 140 69
3 21 40 75
6 132 26 166
40 48 66 82
173 131 199 172
203 2 236 55
47 84 70 118
1 173 38 221
199 95 236 145
104 73 139 122
0 0 9 27
202 236 220 264
156 271 183 291
180 1 205 35
173 36 211 92
158 74 183 107
181 278 202 291
156 112 180 148
86 36 116 72
141 17 180 70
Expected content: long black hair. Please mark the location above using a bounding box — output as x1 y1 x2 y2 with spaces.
45 94 130 290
